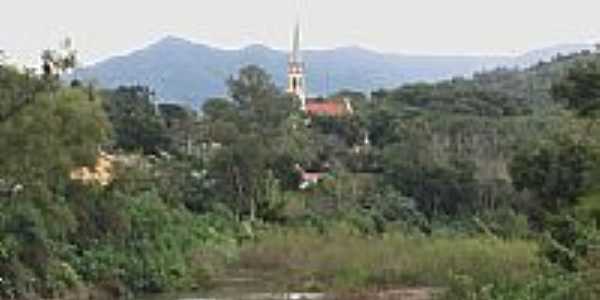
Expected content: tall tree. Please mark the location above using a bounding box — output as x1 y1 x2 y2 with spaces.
207 66 302 221
226 65 279 108
102 86 171 155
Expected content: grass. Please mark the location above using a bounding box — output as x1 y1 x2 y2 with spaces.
235 226 541 297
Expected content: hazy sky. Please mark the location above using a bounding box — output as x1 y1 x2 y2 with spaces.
2 0 600 66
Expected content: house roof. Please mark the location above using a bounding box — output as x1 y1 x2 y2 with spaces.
302 172 326 183
299 171 328 190
305 98 352 117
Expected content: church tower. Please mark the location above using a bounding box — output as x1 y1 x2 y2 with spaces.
288 21 306 110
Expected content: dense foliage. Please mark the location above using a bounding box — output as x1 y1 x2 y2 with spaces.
1 47 600 300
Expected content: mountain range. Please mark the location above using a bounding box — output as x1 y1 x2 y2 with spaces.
72 36 594 106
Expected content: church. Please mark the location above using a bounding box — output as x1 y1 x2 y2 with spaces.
287 21 358 189
286 22 353 117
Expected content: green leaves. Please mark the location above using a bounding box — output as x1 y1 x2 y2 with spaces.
102 86 170 155
0 85 108 186
205 66 303 221
226 65 279 107
553 59 600 117
510 135 596 213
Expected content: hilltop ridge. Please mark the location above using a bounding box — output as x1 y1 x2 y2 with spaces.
72 36 594 105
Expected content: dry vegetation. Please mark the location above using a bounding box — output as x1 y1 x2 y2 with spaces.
236 227 540 298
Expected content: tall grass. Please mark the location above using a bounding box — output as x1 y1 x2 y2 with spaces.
237 226 540 297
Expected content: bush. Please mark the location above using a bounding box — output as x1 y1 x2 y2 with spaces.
68 190 237 294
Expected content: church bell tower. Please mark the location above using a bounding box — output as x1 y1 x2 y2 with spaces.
288 21 306 110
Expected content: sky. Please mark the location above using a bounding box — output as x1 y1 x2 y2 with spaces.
2 0 600 67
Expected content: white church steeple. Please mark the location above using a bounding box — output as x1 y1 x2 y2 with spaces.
287 19 306 110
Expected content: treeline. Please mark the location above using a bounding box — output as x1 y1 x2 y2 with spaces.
1 47 600 299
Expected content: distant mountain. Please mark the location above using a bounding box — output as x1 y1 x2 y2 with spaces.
72 36 594 106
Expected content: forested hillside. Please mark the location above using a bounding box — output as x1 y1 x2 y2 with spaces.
1 45 600 300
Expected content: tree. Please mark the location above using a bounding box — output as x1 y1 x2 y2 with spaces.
0 70 109 297
366 187 426 231
0 40 81 125
0 82 108 188
379 115 484 218
226 65 279 108
206 66 301 221
102 86 171 155
383 147 478 218
202 97 237 122
0 63 53 124
158 103 199 156
210 134 269 220
510 136 596 215
552 59 600 117
41 37 77 79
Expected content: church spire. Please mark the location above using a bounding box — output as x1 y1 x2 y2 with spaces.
288 18 306 110
291 20 302 63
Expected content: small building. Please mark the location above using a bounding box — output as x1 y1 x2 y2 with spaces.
299 172 327 190
295 164 329 190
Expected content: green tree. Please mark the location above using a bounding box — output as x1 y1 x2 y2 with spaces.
226 65 279 108
0 65 51 124
210 134 269 220
41 38 77 84
0 87 108 187
202 97 237 122
102 86 171 155
206 66 303 221
0 66 109 298
553 59 600 117
510 136 596 215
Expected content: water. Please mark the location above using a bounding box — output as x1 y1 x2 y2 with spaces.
137 291 327 300
135 288 439 300
133 277 438 300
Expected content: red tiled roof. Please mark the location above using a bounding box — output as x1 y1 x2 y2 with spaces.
302 172 325 183
305 98 352 117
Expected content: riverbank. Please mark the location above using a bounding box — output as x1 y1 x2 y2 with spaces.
127 225 542 300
